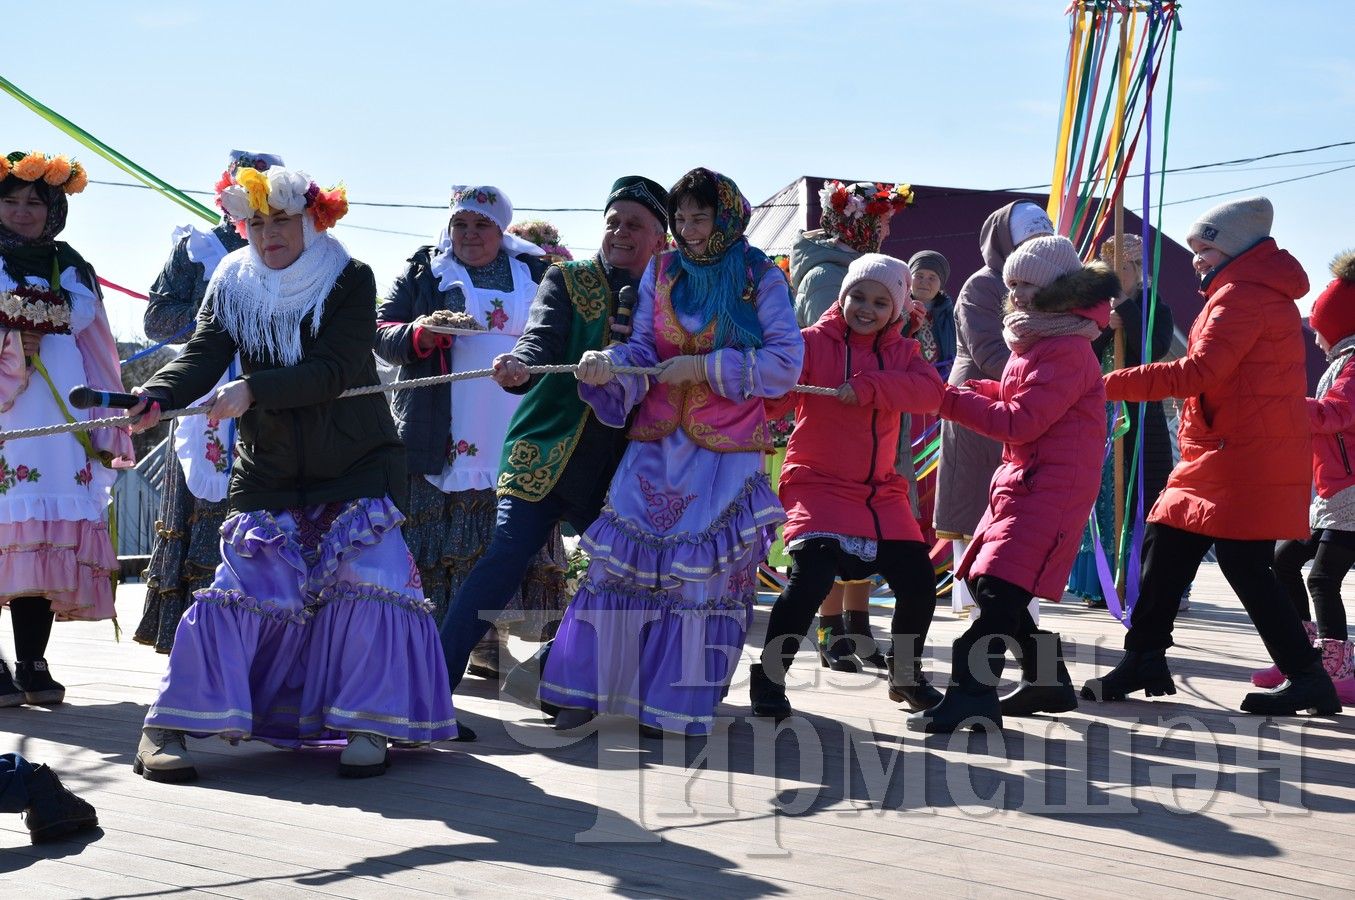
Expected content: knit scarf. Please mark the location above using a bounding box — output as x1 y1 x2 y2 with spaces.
207 220 350 367
1002 308 1103 355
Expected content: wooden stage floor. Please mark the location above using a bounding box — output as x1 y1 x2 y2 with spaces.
1 565 1352 898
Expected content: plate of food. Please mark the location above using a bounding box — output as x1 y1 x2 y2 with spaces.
421 310 487 336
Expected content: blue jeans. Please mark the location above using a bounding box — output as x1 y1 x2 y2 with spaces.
439 492 569 691
0 753 34 812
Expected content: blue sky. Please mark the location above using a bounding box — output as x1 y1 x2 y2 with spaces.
5 0 1353 339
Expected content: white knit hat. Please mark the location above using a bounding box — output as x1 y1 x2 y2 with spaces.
840 253 912 321
1003 235 1083 290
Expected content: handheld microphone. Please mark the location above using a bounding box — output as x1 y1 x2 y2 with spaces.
68 386 142 410
609 285 637 346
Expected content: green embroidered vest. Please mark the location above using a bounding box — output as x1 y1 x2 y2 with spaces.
496 259 615 502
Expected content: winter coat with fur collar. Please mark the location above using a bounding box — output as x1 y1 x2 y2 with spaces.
940 264 1115 598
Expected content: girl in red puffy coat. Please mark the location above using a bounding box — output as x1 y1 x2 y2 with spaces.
909 236 1119 734
1267 251 1355 704
750 253 946 720
1082 198 1340 717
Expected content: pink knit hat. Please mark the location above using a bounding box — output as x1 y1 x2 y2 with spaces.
840 253 913 321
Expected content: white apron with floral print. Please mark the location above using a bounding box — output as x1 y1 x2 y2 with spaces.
425 253 538 493
169 225 237 502
0 268 117 525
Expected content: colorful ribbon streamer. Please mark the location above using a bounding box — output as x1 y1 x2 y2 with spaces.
0 75 219 224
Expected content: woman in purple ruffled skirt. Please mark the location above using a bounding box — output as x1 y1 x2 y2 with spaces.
539 168 803 736
127 164 460 782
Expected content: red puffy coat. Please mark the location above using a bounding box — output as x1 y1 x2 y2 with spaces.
768 304 945 544
1307 350 1355 500
1104 239 1311 540
941 334 1107 599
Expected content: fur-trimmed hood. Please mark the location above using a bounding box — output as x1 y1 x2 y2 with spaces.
1002 262 1120 322
1027 261 1120 314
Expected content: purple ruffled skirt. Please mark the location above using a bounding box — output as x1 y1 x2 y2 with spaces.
540 436 782 734
144 497 458 746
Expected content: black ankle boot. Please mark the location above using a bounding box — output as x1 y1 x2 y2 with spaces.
906 632 1002 733
14 660 64 705
817 614 859 672
1001 629 1078 717
1240 659 1342 716
843 609 887 669
886 654 943 711
748 663 792 720
1080 648 1174 702
0 661 23 707
22 765 98 844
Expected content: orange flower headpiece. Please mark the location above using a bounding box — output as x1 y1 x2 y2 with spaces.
0 151 88 195
217 166 349 236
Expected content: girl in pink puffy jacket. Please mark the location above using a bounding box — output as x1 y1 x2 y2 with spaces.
749 253 946 721
909 236 1119 734
1267 251 1355 704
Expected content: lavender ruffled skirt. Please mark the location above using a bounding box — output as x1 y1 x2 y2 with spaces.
540 436 782 734
144 497 458 746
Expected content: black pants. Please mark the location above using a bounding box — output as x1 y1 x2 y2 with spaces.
1125 523 1319 674
957 575 1038 687
760 538 935 678
1274 530 1355 642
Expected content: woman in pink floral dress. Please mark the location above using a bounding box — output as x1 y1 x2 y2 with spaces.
0 150 133 706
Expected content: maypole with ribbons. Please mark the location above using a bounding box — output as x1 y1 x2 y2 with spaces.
1047 0 1182 623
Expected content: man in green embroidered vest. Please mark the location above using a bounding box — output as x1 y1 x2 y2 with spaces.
439 176 669 690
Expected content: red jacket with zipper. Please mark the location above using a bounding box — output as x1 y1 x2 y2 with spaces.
767 303 945 545
1308 350 1355 500
1104 238 1311 540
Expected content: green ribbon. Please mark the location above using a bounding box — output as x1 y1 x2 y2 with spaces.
0 74 219 224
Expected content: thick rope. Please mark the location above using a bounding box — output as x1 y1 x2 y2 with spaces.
0 363 839 442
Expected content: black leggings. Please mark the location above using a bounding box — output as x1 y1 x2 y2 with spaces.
1274 530 1355 642
6 597 54 662
1125 523 1319 674
760 538 935 678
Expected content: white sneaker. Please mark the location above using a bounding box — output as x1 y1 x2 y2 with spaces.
134 727 198 783
339 732 389 778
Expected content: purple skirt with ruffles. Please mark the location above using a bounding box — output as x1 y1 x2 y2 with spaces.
540 433 782 734
144 497 458 746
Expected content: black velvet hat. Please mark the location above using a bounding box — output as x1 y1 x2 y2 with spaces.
605 176 668 229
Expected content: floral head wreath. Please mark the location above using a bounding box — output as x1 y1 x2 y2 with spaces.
213 151 283 217
217 166 348 236
818 180 914 253
506 220 573 260
0 151 89 195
